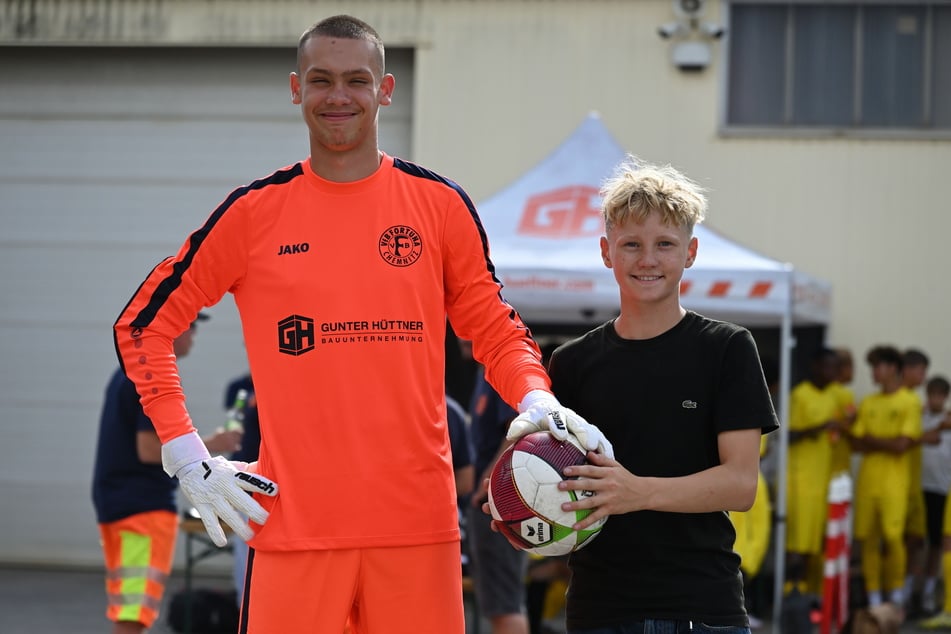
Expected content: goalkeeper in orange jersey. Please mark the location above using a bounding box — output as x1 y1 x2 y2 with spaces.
113 14 610 634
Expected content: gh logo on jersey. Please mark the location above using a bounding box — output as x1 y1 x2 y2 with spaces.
278 314 315 356
379 225 423 267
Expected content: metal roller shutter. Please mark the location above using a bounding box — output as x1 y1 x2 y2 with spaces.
0 45 413 565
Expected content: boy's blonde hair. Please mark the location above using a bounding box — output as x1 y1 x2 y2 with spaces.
601 155 707 234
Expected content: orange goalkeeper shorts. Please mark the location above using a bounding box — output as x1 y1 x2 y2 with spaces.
241 541 465 634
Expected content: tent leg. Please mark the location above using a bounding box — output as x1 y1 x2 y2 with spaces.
771 269 795 634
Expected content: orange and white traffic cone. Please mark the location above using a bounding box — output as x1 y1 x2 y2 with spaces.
821 473 853 634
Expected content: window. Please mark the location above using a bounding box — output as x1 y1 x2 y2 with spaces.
726 2 951 132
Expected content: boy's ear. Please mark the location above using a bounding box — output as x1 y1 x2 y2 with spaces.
600 236 611 268
685 236 699 268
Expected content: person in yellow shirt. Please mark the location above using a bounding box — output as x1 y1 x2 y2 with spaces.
730 435 772 629
828 347 858 477
785 347 844 597
851 345 923 609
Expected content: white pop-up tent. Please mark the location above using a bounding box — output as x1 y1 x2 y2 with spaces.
477 112 832 625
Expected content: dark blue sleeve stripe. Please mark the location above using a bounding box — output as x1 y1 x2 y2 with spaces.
392 157 501 282
124 163 304 329
392 158 527 328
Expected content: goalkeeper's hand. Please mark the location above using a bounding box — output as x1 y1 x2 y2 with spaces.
507 389 615 459
162 431 279 547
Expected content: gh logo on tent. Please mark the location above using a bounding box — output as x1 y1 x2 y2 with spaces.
517 185 604 238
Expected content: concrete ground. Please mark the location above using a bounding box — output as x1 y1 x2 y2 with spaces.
0 564 490 634
0 564 187 634
0 563 945 634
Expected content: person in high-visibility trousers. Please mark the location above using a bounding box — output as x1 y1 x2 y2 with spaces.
730 435 773 629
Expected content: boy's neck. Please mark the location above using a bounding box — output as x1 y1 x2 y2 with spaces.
613 303 686 340
880 376 903 394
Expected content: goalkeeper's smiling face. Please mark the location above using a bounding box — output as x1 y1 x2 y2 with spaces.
290 35 395 158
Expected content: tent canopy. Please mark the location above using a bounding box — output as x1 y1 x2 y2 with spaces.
477 112 832 328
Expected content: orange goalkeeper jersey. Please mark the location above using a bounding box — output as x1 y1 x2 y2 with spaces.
114 155 550 551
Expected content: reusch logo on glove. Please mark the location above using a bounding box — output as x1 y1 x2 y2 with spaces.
235 472 276 495
550 411 567 431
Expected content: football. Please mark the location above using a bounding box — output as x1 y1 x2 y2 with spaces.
488 431 606 556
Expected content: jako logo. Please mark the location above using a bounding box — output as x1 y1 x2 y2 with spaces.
278 242 310 256
518 185 603 237
278 314 315 356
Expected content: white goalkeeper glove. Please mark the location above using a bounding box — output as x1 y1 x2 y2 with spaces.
162 431 279 547
507 389 615 459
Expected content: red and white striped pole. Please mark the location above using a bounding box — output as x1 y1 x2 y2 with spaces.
821 473 853 634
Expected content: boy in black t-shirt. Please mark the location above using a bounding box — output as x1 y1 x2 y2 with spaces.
536 157 779 633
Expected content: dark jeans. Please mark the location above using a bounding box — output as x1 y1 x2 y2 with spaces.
569 619 751 634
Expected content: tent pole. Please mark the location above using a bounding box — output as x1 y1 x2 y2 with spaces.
772 266 795 634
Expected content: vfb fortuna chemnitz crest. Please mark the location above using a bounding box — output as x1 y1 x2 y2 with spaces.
378 225 422 267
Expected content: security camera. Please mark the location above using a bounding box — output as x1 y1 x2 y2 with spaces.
701 23 727 39
671 41 712 72
674 0 705 19
657 22 687 39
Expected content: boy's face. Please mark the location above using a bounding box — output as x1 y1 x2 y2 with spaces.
904 362 928 388
815 355 838 385
871 360 898 386
600 211 697 307
837 354 853 383
926 389 948 413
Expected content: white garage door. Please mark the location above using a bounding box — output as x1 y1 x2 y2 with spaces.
0 46 414 567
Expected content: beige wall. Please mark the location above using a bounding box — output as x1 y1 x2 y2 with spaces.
5 0 948 398
414 0 951 399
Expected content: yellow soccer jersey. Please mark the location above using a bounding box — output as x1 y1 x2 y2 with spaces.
787 381 839 493
828 382 856 475
853 389 922 501
899 386 925 491
786 381 839 553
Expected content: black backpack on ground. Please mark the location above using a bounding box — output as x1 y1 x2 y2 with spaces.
167 587 240 634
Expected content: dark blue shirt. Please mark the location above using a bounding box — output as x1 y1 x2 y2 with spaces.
467 369 518 479
91 368 177 523
446 395 473 474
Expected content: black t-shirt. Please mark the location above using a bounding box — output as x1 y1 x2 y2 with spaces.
550 312 779 629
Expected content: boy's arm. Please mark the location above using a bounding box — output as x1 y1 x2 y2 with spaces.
558 427 762 530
